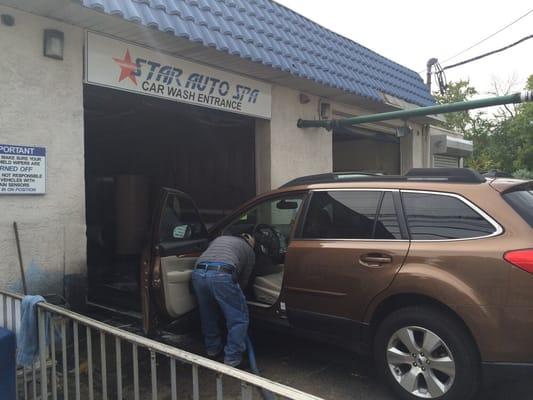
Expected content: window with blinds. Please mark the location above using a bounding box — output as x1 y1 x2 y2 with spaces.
433 154 459 168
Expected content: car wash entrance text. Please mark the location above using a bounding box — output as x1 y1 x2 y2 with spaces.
85 32 271 119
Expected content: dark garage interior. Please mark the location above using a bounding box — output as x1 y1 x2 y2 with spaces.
83 85 256 311
333 126 400 175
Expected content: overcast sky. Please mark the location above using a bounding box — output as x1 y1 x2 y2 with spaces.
275 0 532 99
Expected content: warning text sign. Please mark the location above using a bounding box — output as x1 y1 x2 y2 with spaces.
0 144 46 194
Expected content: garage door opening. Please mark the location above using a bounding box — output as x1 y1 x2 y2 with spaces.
84 85 256 312
333 126 400 175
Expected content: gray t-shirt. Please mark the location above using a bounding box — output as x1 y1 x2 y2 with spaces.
196 235 256 287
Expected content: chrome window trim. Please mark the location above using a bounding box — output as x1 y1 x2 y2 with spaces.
401 189 504 242
292 188 503 243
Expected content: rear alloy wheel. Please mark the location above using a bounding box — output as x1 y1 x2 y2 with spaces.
375 307 480 400
387 326 455 398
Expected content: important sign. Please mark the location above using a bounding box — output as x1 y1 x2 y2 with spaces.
85 32 272 119
0 144 46 194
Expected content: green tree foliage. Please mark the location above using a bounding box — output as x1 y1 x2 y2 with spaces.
434 80 479 133
513 169 533 179
505 76 533 171
435 77 533 174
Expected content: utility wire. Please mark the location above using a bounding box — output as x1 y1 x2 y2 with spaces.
440 8 533 65
419 8 533 73
441 34 533 71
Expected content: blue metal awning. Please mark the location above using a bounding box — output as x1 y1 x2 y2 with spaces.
82 0 435 107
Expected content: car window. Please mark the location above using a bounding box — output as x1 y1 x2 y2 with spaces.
158 193 207 242
503 187 533 228
402 192 496 240
301 191 401 239
224 194 304 249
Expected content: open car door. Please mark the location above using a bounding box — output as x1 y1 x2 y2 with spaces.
141 188 208 334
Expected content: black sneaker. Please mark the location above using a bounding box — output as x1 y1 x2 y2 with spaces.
207 350 224 362
225 357 250 371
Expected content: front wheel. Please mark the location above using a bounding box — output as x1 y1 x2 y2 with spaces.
374 306 480 400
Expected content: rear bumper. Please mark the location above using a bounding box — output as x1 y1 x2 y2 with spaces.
483 362 533 382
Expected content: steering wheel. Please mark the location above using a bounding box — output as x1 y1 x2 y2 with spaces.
253 224 282 259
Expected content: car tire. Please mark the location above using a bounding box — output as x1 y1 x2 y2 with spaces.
374 306 480 400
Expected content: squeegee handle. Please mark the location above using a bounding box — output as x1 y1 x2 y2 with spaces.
13 221 28 295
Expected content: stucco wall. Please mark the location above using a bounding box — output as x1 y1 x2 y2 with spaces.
267 85 332 189
256 85 432 189
0 6 86 305
411 126 426 169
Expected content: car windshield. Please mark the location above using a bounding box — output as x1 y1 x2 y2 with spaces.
222 195 304 250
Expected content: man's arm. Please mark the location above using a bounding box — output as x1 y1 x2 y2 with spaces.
238 245 256 288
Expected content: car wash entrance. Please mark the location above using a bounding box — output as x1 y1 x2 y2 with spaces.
83 33 271 312
84 86 256 311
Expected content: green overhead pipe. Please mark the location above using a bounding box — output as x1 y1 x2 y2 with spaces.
297 91 533 130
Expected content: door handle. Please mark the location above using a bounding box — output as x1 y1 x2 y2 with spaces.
359 254 393 267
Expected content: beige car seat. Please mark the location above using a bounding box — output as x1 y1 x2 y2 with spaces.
253 270 284 305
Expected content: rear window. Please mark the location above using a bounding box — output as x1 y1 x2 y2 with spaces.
503 187 533 228
402 192 496 240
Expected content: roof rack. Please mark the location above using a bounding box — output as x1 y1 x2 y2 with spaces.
405 168 485 182
280 168 486 188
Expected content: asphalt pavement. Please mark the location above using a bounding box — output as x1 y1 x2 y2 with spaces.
164 328 533 400
90 309 533 399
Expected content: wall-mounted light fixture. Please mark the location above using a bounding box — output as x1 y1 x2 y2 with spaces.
1 14 15 26
395 122 412 138
43 29 64 60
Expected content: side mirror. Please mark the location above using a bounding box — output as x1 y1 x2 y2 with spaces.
173 224 192 239
276 199 298 210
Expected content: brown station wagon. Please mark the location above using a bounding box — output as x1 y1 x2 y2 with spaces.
140 168 533 400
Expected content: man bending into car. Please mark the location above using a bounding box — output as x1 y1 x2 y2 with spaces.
192 233 256 367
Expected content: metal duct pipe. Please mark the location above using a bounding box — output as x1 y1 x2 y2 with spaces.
426 57 438 91
297 91 533 130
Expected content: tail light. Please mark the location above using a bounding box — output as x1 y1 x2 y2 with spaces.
504 249 533 274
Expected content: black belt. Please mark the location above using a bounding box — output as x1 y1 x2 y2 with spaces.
195 262 235 274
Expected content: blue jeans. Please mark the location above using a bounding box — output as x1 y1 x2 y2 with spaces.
191 269 249 366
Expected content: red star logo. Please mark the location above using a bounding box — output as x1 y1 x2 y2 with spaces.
113 49 138 85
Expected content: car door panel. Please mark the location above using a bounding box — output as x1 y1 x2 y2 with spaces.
141 188 208 334
284 241 409 322
158 239 207 256
283 189 409 331
159 256 198 318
